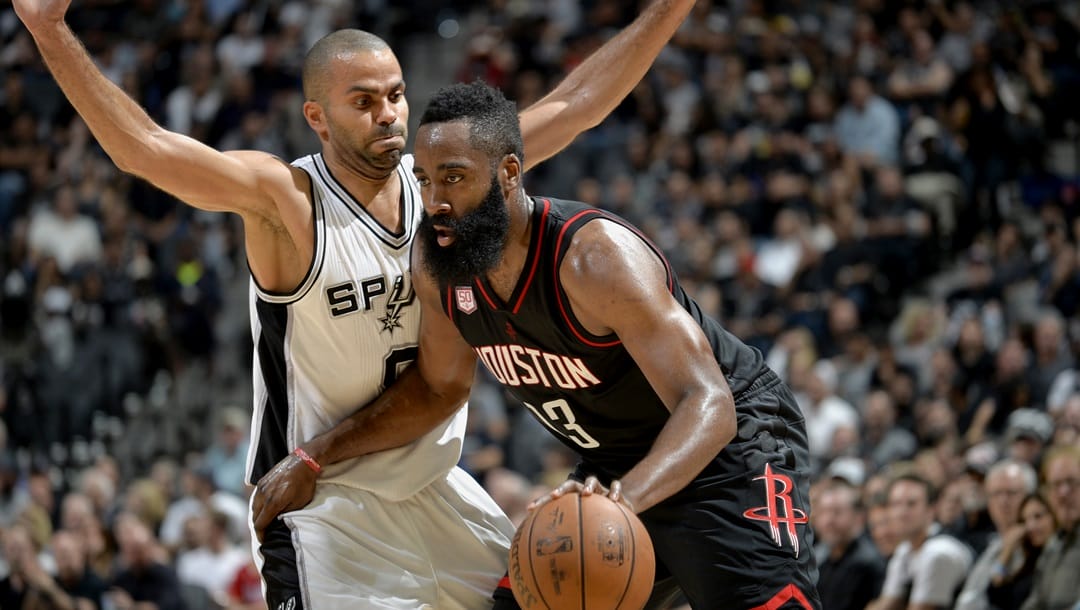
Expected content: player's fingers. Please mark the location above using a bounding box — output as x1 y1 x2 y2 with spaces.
252 489 280 541
581 476 601 495
252 505 268 543
527 491 556 511
554 479 582 497
250 491 263 518
608 479 622 503
528 479 579 510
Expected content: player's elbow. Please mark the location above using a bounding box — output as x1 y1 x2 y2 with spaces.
709 386 738 445
111 125 170 177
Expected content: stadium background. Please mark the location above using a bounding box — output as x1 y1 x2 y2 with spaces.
0 0 1079 607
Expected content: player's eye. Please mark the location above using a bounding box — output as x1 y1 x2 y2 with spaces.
446 175 463 184
414 175 430 187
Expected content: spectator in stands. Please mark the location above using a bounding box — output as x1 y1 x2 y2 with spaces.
51 528 108 609
834 75 900 168
1025 311 1074 408
866 489 901 562
967 338 1035 441
886 29 955 119
1048 394 1080 446
159 464 246 552
815 478 887 610
869 473 973 610
107 515 186 610
1003 409 1054 468
956 458 1038 610
796 359 858 469
26 185 103 275
1022 444 1080 609
938 468 994 556
989 492 1057 609
201 406 249 498
175 511 248 606
0 523 45 608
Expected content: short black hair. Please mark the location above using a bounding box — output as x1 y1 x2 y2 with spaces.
419 80 524 166
303 29 391 103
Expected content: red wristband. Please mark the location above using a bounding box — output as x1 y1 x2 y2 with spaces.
292 447 322 474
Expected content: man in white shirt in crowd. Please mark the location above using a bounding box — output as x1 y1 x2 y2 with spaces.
869 473 973 610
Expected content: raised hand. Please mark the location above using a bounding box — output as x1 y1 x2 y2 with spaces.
12 0 73 33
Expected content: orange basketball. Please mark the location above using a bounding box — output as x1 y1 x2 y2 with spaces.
508 492 655 610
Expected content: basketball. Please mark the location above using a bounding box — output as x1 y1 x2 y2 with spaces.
509 492 655 610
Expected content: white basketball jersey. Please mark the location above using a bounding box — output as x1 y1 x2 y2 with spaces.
246 153 467 500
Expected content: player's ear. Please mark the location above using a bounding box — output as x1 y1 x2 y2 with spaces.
303 101 329 141
500 153 522 189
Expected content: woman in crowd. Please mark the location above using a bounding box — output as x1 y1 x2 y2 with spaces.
987 492 1057 609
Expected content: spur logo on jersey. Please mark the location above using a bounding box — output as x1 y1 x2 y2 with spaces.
742 463 809 557
473 344 602 390
325 274 414 333
455 286 477 314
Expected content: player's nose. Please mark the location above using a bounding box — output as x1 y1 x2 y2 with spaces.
423 190 452 217
375 98 399 126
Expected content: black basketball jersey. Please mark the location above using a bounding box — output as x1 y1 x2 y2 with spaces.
440 197 768 477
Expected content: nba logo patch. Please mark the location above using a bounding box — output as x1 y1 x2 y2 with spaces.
456 286 477 314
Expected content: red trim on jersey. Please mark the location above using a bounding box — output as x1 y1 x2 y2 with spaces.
444 286 454 321
607 210 676 293
748 584 814 610
512 198 550 314
496 575 511 590
553 209 622 348
474 279 499 310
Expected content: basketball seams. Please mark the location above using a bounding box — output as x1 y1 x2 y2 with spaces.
577 493 585 610
527 507 551 610
613 501 636 609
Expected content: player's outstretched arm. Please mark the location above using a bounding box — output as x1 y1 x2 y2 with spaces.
13 0 287 217
251 244 479 539
518 0 694 170
558 221 737 513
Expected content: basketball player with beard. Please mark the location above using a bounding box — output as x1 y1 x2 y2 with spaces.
408 81 822 609
12 0 701 606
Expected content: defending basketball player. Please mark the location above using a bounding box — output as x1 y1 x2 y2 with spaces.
12 0 701 607
408 81 822 609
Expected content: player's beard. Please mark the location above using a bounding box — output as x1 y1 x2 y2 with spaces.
419 175 510 286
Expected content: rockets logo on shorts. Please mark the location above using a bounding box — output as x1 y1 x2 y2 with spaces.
742 463 809 557
456 286 477 314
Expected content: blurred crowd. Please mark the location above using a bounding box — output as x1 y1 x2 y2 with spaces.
1 0 1080 608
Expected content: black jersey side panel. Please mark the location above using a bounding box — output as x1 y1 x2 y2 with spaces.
251 299 291 484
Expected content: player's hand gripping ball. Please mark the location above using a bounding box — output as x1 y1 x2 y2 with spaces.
509 492 655 610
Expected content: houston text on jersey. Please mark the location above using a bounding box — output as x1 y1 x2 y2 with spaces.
473 344 602 390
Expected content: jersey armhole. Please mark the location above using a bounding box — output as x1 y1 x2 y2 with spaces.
552 211 622 349
251 174 325 304
552 209 677 349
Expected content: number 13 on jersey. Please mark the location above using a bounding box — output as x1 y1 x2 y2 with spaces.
523 399 600 449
